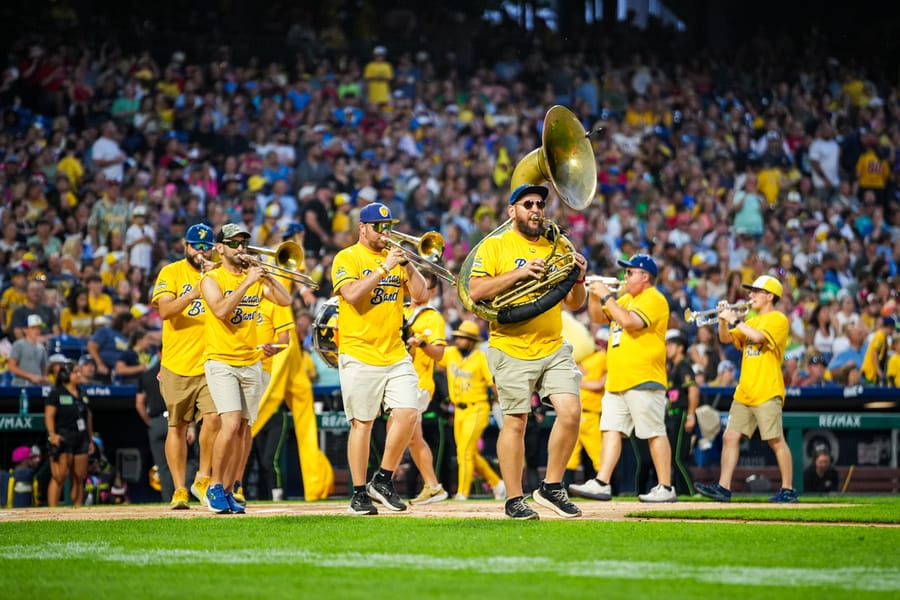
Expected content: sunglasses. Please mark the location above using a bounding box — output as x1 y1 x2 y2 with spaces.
624 268 643 276
518 199 546 210
369 222 393 233
189 242 213 252
223 239 249 249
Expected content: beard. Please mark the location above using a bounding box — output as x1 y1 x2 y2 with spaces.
186 251 205 270
515 213 544 240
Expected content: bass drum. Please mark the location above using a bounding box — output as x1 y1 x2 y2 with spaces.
312 297 340 369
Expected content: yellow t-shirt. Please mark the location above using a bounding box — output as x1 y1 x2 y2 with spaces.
151 259 207 377
579 350 607 413
471 229 563 359
756 166 781 206
439 346 493 406
404 305 447 396
332 243 408 366
56 155 84 187
101 269 125 291
202 268 264 366
60 308 93 338
731 310 789 406
861 329 888 382
258 299 294 373
856 151 890 189
364 61 394 105
89 293 114 318
605 287 668 392
332 212 350 234
1 287 27 329
886 353 900 387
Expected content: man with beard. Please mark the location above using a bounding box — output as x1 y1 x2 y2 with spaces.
151 223 220 510
467 184 588 520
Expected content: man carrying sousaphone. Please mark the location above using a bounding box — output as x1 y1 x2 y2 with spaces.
467 183 588 520
332 202 430 515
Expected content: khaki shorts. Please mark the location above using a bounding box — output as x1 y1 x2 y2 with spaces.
487 342 582 415
159 366 216 426
338 354 419 422
726 397 784 440
203 360 263 424
599 388 667 438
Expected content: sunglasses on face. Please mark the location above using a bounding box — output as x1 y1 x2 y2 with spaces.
369 222 393 233
223 239 249 249
189 242 212 252
625 268 643 277
519 199 546 210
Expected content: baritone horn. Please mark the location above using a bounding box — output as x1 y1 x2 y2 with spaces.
382 230 456 285
684 301 750 327
245 241 319 289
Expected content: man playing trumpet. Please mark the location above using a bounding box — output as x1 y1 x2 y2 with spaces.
695 275 797 503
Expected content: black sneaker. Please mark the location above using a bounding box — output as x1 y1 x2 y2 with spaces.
504 496 539 520
366 479 407 512
532 484 582 518
347 492 378 515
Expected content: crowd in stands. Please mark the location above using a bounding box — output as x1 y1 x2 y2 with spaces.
0 10 898 391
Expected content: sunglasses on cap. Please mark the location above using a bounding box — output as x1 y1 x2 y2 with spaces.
222 239 249 249
188 242 213 252
369 222 393 233
518 199 546 210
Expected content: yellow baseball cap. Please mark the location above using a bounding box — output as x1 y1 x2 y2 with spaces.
742 275 783 299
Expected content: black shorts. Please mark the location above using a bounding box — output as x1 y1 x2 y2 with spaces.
49 429 91 458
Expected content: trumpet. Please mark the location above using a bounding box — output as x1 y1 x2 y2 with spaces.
684 301 750 327
382 230 456 286
584 275 623 293
243 241 319 289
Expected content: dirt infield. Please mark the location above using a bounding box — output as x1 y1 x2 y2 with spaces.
0 499 880 524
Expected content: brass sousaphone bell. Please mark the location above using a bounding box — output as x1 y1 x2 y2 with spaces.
456 105 598 323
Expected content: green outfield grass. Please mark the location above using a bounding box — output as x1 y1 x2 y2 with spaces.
2 499 899 599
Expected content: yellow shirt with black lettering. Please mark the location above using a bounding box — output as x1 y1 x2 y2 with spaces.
258 299 294 373
439 346 493 406
471 228 562 359
332 243 408 366
151 259 207 377
605 287 668 392
731 310 788 406
404 305 447 396
579 350 607 413
203 268 264 366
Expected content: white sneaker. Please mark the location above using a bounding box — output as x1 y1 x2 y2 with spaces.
492 480 507 500
568 478 612 500
638 484 677 503
271 488 284 502
453 493 468 501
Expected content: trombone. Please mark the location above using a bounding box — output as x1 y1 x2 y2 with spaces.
684 301 750 327
584 275 623 292
382 230 456 286
243 241 320 289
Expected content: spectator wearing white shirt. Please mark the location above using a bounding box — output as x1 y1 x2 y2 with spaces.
91 121 126 183
125 205 156 273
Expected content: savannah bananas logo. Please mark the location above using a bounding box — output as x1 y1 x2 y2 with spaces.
197 227 209 240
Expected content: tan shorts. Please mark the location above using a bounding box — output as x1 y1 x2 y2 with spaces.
599 388 667 438
159 366 216 426
726 397 784 440
203 360 263 424
338 354 419 422
487 342 582 415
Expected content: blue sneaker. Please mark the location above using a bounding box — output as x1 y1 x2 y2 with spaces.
226 492 245 514
206 483 231 514
769 488 799 503
695 482 732 502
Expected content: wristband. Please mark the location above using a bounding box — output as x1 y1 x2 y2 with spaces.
575 278 585 284
600 294 614 305
376 265 389 278
729 320 739 328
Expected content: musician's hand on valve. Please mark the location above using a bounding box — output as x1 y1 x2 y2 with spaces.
717 301 737 324
589 279 611 299
383 247 406 271
519 258 546 281
245 264 267 285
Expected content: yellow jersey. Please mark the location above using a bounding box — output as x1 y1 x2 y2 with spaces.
60 308 93 338
89 293 114 318
439 346 493 406
886 352 900 387
404 305 447 396
332 243 408 366
861 329 888 382
258 299 294 373
1 287 27 329
605 287 668 392
151 258 207 377
579 350 607 413
202 268 264 366
855 150 890 189
471 228 563 359
731 310 789 406
363 61 393 105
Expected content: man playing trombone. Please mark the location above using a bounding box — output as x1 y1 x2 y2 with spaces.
332 202 429 515
576 253 677 503
695 275 797 503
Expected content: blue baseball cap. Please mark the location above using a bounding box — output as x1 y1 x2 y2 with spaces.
184 224 214 245
284 222 305 238
359 202 398 224
617 254 659 277
509 184 549 205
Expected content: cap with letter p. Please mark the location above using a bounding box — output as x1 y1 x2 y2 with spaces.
617 254 658 277
359 202 398 224
742 275 783 300
509 184 549 205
